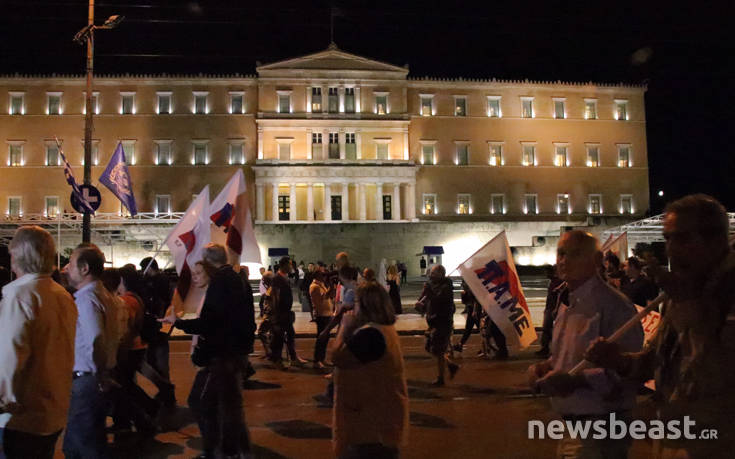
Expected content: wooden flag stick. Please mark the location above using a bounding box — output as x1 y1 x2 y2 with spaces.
568 292 666 376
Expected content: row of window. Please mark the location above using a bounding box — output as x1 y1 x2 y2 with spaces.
4 195 174 217
5 140 246 166
4 91 246 115
421 193 635 216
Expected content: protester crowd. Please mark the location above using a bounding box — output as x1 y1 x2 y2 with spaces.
0 193 732 459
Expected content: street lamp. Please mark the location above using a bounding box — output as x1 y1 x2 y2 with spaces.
74 1 123 242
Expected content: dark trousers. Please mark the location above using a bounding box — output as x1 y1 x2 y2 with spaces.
540 306 555 350
188 358 251 456
339 443 399 459
1 428 61 459
113 349 158 431
313 316 332 363
146 333 171 381
63 374 107 459
270 321 297 362
488 320 507 353
460 311 480 345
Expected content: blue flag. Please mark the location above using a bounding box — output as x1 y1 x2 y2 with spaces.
58 139 95 214
99 142 137 216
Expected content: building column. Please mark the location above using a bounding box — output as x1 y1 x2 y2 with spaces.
257 127 264 160
323 183 332 221
358 184 367 221
339 128 346 159
403 129 409 160
355 86 361 113
256 183 265 221
271 183 279 222
341 183 349 221
406 183 416 220
306 130 312 160
356 131 362 160
306 86 312 113
289 184 297 221
375 182 383 221
392 183 401 220
307 184 314 221
338 86 345 113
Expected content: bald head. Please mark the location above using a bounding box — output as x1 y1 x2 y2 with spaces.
556 230 601 287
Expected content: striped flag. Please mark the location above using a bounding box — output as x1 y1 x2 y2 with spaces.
56 137 95 214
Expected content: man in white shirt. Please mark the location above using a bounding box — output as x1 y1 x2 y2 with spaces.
528 230 643 458
0 226 77 459
62 243 119 459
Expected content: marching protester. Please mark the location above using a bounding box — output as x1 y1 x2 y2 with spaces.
63 243 121 458
0 227 77 459
386 264 403 314
416 265 459 386
536 265 564 358
258 266 267 317
270 256 308 369
310 270 334 369
619 256 659 307
161 244 254 459
257 271 276 359
585 194 735 458
528 231 643 458
603 252 625 289
453 279 481 353
332 281 408 459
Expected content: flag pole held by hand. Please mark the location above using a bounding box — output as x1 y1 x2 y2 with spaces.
568 293 666 376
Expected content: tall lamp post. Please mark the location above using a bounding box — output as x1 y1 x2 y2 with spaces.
73 1 123 242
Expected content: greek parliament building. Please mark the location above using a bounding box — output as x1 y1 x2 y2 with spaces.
0 45 648 273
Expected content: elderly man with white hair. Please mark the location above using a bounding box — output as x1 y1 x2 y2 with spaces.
0 226 77 459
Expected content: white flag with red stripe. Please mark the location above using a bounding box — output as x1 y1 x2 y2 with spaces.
602 232 629 260
458 231 537 350
165 186 210 315
209 169 261 266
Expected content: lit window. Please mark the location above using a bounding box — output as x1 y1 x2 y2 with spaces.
311 87 322 113
553 98 566 119
421 143 435 165
230 92 244 114
487 96 501 117
588 194 602 214
193 142 208 165
229 142 244 164
586 145 600 167
423 194 437 215
312 133 323 159
615 99 628 120
8 144 23 166
584 99 597 119
617 145 631 167
556 194 571 215
278 195 290 221
375 93 388 115
454 96 467 116
457 194 471 215
80 140 100 166
522 144 536 166
82 91 99 114
8 197 21 217
47 93 62 115
120 92 135 114
328 87 339 113
121 140 136 165
420 95 434 116
46 144 60 166
521 97 534 118
524 194 538 215
277 92 291 114
488 143 503 166
456 143 469 165
155 141 172 165
345 133 356 160
554 145 569 167
155 195 171 215
491 194 505 214
9 92 24 115
157 92 172 114
376 142 389 160
193 92 208 114
45 196 59 217
344 88 355 113
620 195 633 214
328 133 340 159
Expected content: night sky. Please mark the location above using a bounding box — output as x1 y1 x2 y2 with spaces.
2 0 733 213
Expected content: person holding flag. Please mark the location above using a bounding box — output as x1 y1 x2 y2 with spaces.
99 141 137 216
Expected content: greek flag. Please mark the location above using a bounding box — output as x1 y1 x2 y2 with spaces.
99 142 137 216
57 138 95 214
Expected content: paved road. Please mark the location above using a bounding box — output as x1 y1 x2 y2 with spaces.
69 336 655 459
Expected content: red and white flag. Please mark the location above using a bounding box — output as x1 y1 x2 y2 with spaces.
209 169 261 266
602 232 629 260
458 231 537 349
165 186 211 315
